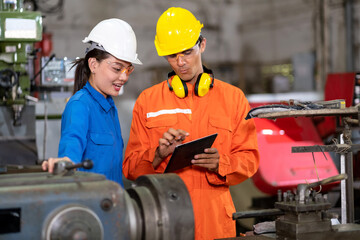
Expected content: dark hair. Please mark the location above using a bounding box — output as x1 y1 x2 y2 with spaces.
197 35 203 45
71 49 110 94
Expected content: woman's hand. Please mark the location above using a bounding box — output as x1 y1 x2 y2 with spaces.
42 156 72 173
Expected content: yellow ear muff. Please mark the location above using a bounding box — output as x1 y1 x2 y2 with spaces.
195 73 212 97
167 65 213 98
171 75 188 98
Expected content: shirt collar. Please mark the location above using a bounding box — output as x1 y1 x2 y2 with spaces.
84 82 115 112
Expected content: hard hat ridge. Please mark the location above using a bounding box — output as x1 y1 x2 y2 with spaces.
85 42 106 55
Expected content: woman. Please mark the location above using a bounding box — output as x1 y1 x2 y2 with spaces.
42 18 142 186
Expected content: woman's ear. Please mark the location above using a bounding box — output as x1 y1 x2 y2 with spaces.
88 57 98 73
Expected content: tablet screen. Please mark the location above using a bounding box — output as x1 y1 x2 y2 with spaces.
164 133 218 173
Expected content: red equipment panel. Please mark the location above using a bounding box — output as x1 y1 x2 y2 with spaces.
315 72 355 138
325 72 355 106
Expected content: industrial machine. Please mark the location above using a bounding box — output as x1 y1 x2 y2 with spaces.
0 0 42 165
229 88 360 239
231 174 360 240
250 109 339 196
0 161 194 240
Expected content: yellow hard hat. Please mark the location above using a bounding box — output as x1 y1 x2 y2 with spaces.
154 7 204 56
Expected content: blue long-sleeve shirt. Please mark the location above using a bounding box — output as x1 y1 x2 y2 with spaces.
58 82 124 186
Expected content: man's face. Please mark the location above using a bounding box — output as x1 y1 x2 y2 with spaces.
165 38 206 85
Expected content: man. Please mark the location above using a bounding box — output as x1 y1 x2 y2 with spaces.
123 7 259 239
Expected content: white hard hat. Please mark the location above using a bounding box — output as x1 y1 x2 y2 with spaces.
83 18 142 65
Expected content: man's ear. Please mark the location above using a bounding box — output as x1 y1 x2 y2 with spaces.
88 57 98 73
200 38 206 53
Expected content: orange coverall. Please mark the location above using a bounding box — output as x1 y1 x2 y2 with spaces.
123 79 259 240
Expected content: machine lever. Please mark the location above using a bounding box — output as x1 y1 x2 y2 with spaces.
31 53 56 83
232 208 284 220
53 159 93 175
297 173 347 204
67 159 93 170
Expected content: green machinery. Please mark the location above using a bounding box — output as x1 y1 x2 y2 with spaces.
0 0 42 123
0 0 42 165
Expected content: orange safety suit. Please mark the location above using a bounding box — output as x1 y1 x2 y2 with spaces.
123 79 259 240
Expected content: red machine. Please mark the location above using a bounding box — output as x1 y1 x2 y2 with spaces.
250 103 339 195
251 72 359 196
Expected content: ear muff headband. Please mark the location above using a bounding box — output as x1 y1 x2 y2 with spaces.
167 65 214 98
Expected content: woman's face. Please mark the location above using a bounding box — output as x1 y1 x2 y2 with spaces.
88 56 133 98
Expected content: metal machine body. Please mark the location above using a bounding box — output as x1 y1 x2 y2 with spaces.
275 174 360 240
0 169 194 240
0 105 37 165
230 174 360 240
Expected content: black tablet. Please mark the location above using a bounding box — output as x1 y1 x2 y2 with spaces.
164 133 218 173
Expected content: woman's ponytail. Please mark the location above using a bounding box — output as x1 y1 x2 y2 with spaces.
71 49 110 94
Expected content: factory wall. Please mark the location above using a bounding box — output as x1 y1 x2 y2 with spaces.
36 0 360 159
